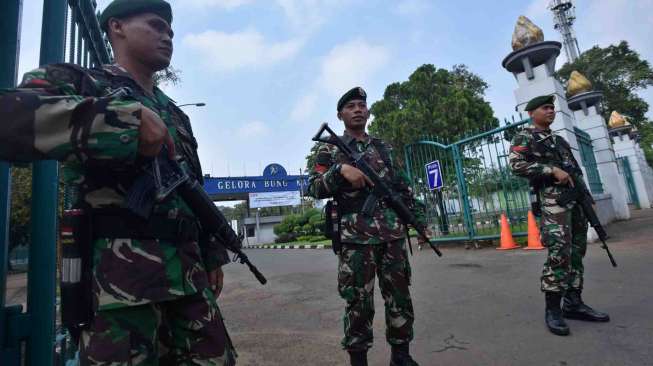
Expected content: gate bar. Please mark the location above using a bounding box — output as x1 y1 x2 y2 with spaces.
25 1 67 364
0 0 23 361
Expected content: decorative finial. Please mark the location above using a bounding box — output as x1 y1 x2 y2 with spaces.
512 16 544 51
567 71 593 97
608 111 629 129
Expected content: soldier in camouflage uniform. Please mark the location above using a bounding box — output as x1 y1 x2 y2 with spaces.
509 95 610 337
309 87 430 366
0 0 237 364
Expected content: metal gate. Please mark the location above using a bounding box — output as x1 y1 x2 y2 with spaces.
574 127 604 195
404 119 532 242
1 1 110 365
618 156 639 209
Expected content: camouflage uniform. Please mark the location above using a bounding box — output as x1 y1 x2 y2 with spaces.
0 64 235 365
308 132 425 351
509 125 588 293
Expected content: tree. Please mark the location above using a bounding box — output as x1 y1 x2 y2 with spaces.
557 41 653 126
305 142 321 173
6 167 32 270
154 66 182 87
368 64 499 161
303 64 499 174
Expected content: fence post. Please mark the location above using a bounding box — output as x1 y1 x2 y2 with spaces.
495 155 513 221
452 145 476 239
26 1 67 365
404 144 414 183
0 0 22 363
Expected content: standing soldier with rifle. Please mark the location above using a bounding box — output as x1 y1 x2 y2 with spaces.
509 95 611 337
308 87 434 366
0 0 245 364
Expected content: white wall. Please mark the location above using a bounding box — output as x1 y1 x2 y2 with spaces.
573 106 630 220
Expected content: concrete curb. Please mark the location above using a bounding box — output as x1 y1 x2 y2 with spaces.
246 244 330 250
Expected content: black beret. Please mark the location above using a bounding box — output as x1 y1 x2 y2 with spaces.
100 0 172 33
525 95 556 112
337 87 367 111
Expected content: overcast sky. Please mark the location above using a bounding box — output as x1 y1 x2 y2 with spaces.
16 0 653 178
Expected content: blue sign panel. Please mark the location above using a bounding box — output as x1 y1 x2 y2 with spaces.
424 160 443 191
203 163 309 197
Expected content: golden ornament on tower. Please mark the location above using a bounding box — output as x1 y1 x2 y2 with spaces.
567 71 593 97
512 16 544 51
608 111 630 129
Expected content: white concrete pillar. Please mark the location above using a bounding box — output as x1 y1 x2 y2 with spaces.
612 133 653 208
503 41 619 238
502 42 583 166
570 96 630 220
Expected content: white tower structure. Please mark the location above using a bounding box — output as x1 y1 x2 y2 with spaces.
549 0 581 63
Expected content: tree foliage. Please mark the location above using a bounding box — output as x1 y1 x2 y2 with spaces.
368 64 499 161
557 41 653 164
305 142 321 173
9 167 32 250
557 41 653 126
273 208 324 243
154 66 182 87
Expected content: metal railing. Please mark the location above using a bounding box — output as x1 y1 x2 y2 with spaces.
617 157 639 209
404 120 608 244
1 1 110 365
404 119 532 243
574 127 604 194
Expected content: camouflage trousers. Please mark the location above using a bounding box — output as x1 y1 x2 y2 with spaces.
80 288 236 366
540 196 588 293
338 239 414 352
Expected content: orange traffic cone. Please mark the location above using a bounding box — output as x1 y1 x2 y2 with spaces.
524 211 545 250
497 213 520 250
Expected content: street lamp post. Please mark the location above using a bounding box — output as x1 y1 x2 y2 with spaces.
177 102 206 108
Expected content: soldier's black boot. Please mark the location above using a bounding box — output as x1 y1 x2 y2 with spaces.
562 290 610 322
348 351 368 366
545 292 570 336
390 344 419 366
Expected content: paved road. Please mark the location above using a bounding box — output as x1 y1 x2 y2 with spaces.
4 211 652 365
221 210 653 366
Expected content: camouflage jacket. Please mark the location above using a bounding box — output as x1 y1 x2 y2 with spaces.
308 131 426 244
0 63 229 310
509 124 584 196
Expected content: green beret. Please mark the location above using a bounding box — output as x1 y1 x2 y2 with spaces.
100 0 172 33
525 95 556 112
337 87 367 111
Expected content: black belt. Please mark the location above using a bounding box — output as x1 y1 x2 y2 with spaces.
337 194 389 215
92 209 200 242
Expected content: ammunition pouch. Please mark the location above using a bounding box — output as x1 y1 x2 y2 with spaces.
529 185 542 217
59 207 202 341
324 200 341 255
60 207 94 343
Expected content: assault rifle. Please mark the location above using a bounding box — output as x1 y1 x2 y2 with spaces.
312 123 442 257
555 169 617 268
126 148 267 284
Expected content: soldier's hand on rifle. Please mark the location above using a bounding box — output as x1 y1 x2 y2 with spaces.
552 167 575 187
138 106 176 159
208 267 224 298
418 227 434 244
340 164 374 189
